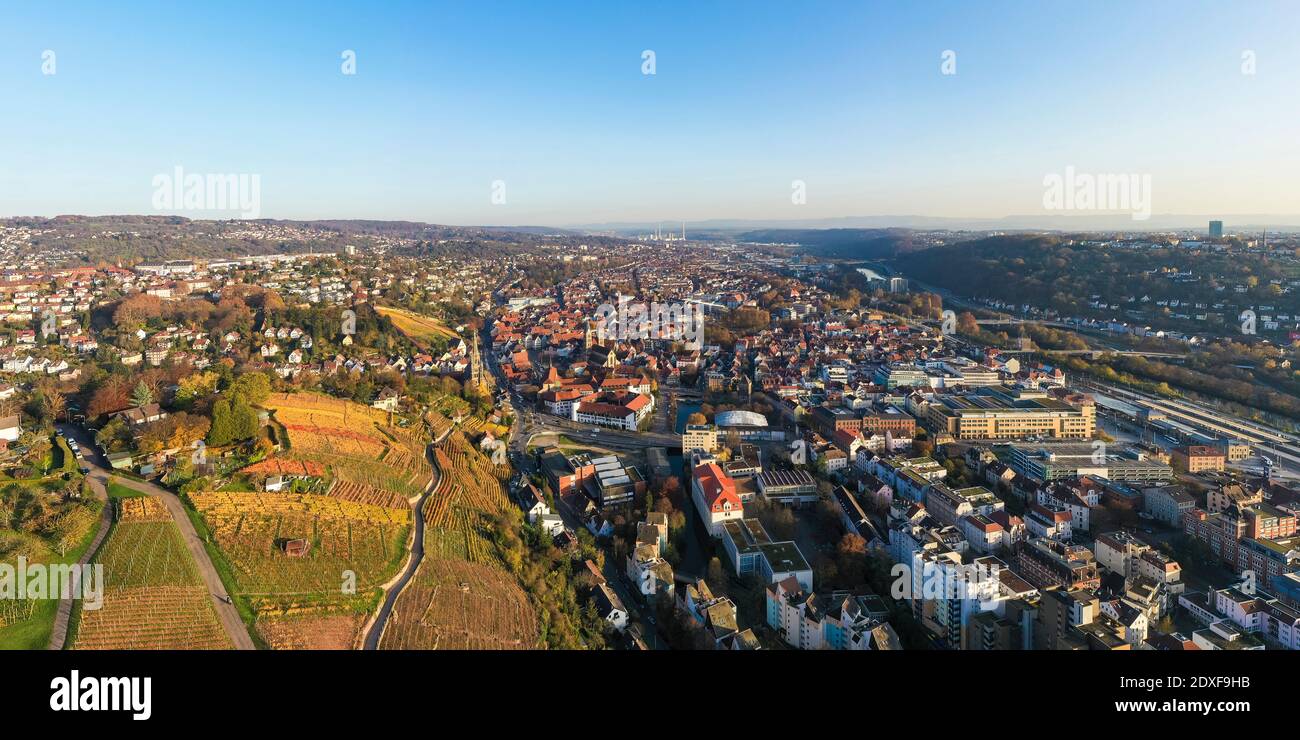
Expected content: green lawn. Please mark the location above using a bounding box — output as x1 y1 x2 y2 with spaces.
107 480 147 499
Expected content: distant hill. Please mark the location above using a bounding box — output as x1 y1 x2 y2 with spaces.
567 214 1300 234
736 228 919 259
3 216 584 266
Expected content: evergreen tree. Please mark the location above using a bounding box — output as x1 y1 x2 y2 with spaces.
208 398 235 446
130 381 154 408
231 397 260 440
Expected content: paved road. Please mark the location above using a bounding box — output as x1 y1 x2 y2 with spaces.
46 463 112 650
56 423 256 651
527 415 682 449
362 435 446 650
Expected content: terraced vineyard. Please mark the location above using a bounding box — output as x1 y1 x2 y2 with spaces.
191 491 410 526
75 520 231 650
378 556 539 650
425 410 453 440
380 432 540 650
184 393 432 648
256 613 367 650
422 434 512 530
266 392 432 497
190 492 409 596
327 480 410 510
115 496 170 523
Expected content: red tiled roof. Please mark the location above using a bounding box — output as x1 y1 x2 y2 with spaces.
694 463 740 512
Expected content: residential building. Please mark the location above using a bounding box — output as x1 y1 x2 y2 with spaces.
1143 484 1196 526
1015 537 1100 591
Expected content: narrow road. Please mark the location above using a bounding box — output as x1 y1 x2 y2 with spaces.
362 438 443 650
55 423 256 651
46 454 111 651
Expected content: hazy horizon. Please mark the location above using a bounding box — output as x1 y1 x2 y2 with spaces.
8 211 1300 235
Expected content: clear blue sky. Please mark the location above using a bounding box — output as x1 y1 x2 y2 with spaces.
1 0 1296 225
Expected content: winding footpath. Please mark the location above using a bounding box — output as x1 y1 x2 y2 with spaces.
362 428 450 650
48 423 255 651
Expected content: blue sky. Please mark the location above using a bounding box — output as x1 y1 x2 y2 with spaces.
1 0 1296 226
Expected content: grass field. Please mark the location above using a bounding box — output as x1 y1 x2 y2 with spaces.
375 305 458 345
108 480 147 499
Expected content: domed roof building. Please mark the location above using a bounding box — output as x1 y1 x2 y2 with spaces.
715 410 768 429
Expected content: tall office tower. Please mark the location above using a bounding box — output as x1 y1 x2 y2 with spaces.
1209 220 1223 238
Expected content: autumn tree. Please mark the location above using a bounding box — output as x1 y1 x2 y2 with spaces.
174 371 220 407
112 294 164 330
957 311 980 335
88 376 131 418
227 371 272 406
836 533 869 585
34 382 66 423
